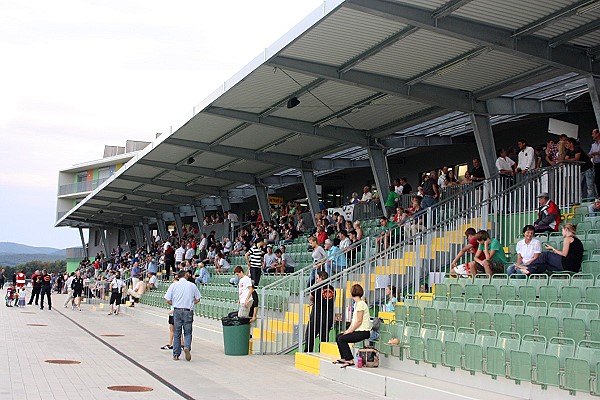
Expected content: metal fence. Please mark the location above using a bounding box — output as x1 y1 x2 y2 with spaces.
257 163 581 354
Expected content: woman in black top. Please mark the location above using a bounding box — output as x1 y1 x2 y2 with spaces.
520 223 584 274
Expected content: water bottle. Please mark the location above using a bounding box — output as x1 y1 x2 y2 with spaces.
356 353 363 368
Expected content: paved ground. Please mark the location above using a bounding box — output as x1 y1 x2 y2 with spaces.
0 292 381 400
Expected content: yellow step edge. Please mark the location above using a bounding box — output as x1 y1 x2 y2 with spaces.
378 311 394 323
295 353 320 375
319 341 340 358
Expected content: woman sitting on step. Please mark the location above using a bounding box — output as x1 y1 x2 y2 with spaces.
334 284 371 368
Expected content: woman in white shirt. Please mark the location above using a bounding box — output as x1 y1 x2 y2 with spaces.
108 272 125 315
335 284 371 368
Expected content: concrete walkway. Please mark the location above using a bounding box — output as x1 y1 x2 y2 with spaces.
0 293 379 400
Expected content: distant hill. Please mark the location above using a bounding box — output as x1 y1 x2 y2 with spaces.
0 242 66 267
0 242 65 256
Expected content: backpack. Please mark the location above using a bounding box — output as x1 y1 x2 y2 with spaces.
357 347 379 368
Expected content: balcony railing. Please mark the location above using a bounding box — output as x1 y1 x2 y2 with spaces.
59 178 109 196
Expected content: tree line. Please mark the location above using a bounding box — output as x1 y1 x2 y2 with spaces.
1 260 67 276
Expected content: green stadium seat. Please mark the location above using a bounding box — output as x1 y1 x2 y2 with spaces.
570 273 595 293
432 296 449 310
539 286 559 304
465 298 484 313
535 337 576 388
586 287 600 307
401 321 420 348
456 310 473 329
538 316 560 342
573 303 600 330
433 283 448 298
527 274 549 296
484 298 504 315
561 286 584 305
473 274 490 291
394 304 407 324
438 307 454 327
474 311 491 332
408 323 437 363
449 283 463 299
493 312 512 335
408 305 422 324
509 334 546 383
590 320 600 342
448 297 466 312
423 307 437 325
547 301 572 327
499 285 516 303
503 299 525 322
563 317 586 344
517 285 536 303
564 340 600 394
515 314 535 337
481 284 498 301
582 260 600 274
464 284 480 301
464 329 497 374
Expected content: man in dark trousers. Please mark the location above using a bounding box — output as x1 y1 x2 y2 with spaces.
39 269 53 310
28 270 42 305
304 270 335 353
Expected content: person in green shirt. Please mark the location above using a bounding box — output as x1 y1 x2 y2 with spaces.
384 185 399 217
471 230 507 275
375 216 400 251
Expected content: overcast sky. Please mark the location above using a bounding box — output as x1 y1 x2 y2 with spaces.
0 0 324 249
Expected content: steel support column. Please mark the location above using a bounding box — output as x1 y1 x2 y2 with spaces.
173 212 184 239
470 114 497 179
99 228 110 258
156 217 168 242
191 205 205 228
142 223 152 252
133 225 144 251
587 75 600 128
254 185 271 223
124 229 132 250
367 147 391 218
78 226 88 258
301 170 320 226
220 196 231 213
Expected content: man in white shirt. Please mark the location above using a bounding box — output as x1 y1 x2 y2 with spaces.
127 279 146 307
506 225 542 276
184 243 195 262
234 266 253 317
175 243 185 267
496 148 515 176
227 210 239 224
360 186 373 202
147 272 157 290
516 139 536 173
437 166 448 189
164 270 201 361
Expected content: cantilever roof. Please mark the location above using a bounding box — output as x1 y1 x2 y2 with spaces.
57 0 600 229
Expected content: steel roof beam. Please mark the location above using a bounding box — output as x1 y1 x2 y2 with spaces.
93 195 174 212
269 56 482 113
511 0 598 37
260 175 303 185
475 67 566 100
370 107 449 138
345 0 596 74
311 158 371 170
137 159 257 185
164 137 307 168
105 186 196 205
204 106 368 147
431 0 476 19
486 98 572 114
548 19 600 48
380 135 474 148
118 175 222 196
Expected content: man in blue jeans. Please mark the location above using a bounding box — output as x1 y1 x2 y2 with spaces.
164 270 201 361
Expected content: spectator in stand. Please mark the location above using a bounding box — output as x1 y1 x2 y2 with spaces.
262 245 277 273
245 238 265 287
589 198 600 213
360 186 373 202
131 262 142 289
315 225 328 245
353 221 363 241
496 148 515 177
164 243 175 280
214 252 231 274
146 254 158 275
534 192 561 233
323 239 342 276
304 270 335 353
277 245 296 274
462 170 473 184
194 261 210 285
393 178 403 195
184 243 195 262
247 209 258 223
175 243 185 268
392 207 408 224
385 285 398 312
400 177 412 195
445 170 458 187
450 228 485 276
349 192 360 204
308 236 327 287
520 223 584 274
376 215 400 250
405 196 425 236
470 158 485 182
589 128 600 196
335 284 371 368
438 166 448 189
384 185 399 217
470 230 508 276
507 225 542 276
127 278 146 307
222 237 232 257
545 138 559 166
564 137 596 199
421 170 439 209
516 138 536 174
147 272 158 290
296 215 305 233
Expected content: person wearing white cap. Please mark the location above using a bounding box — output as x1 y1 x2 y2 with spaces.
534 192 561 233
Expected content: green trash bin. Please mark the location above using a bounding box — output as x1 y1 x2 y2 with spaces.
221 317 251 355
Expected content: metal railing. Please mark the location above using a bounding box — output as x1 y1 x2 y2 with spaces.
258 163 581 354
59 178 110 196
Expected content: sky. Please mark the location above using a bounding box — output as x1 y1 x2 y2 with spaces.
0 0 325 249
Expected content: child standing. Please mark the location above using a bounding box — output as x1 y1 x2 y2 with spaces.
18 287 26 307
5 284 14 307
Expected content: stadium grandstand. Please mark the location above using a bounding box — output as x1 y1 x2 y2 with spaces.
53 0 600 398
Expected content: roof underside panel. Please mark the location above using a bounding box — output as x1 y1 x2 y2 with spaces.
269 80 379 122
271 135 339 156
212 66 315 111
336 98 430 130
176 114 241 143
227 160 271 174
280 7 406 66
191 152 237 167
454 0 569 30
355 29 477 79
219 124 290 150
124 164 164 177
424 51 543 92
144 143 194 164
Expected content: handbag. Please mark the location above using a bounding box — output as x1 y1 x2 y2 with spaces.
357 346 379 368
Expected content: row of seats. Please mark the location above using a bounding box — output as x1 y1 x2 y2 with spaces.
377 322 600 394
395 301 600 342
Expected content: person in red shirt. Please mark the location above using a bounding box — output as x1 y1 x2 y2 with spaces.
450 228 485 276
534 193 561 233
15 271 26 289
